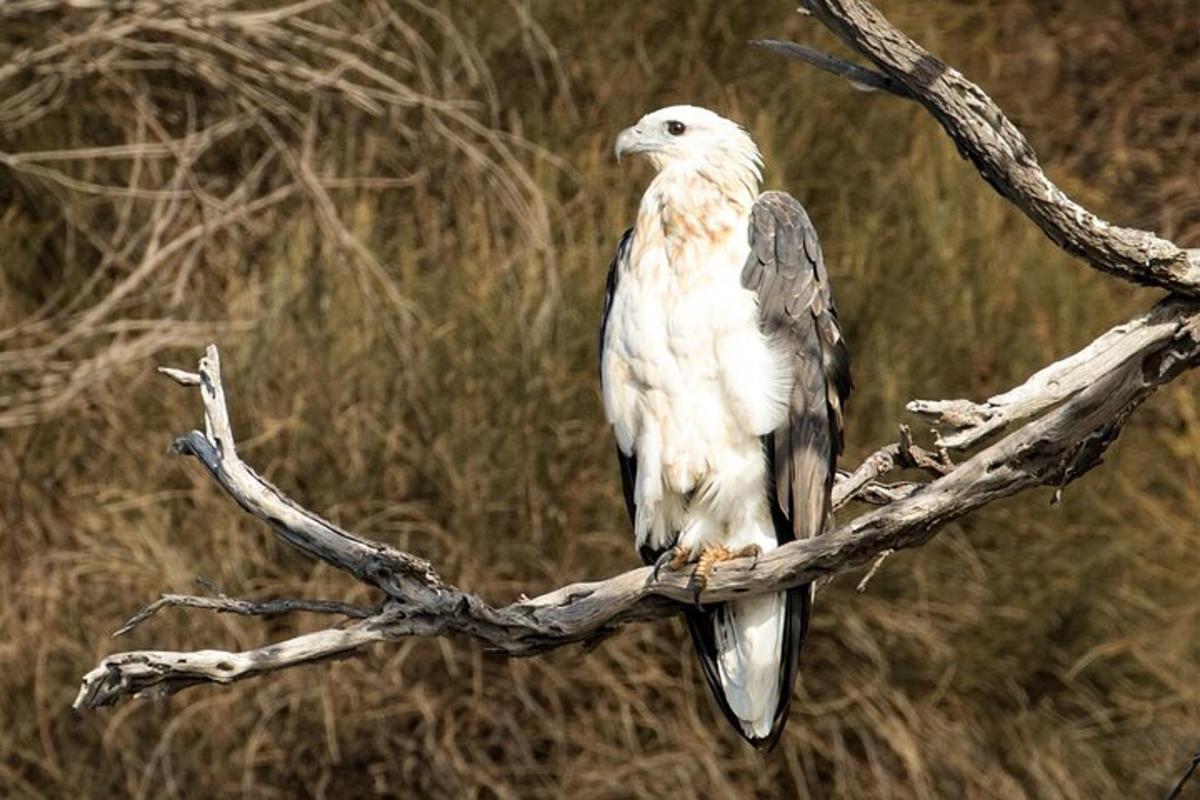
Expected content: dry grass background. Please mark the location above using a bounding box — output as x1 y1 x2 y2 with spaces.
2 0 1199 797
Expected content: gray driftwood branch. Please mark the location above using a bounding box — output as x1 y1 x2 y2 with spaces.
755 0 1200 295
907 302 1194 450
74 296 1200 708
75 0 1199 710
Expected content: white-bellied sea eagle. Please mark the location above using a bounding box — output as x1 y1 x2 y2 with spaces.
600 105 852 748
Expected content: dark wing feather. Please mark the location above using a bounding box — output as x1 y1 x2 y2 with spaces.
600 231 639 527
744 191 850 528
740 190 852 748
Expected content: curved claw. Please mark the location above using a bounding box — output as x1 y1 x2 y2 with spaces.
686 572 706 609
650 549 675 583
646 546 689 587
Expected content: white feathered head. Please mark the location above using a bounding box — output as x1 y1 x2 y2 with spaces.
614 105 762 199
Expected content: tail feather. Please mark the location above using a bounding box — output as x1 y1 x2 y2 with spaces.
684 582 809 749
715 592 787 739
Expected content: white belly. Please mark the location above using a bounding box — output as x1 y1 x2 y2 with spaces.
601 227 790 555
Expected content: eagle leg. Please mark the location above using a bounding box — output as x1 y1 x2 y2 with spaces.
686 544 761 608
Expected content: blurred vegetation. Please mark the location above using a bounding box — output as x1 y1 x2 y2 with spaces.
2 0 1199 797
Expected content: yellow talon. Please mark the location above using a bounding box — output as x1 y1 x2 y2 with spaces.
687 543 761 607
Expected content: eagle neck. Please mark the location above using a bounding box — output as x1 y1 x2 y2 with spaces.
631 165 757 275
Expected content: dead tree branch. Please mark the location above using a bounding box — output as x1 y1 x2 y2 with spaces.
76 0 1199 710
754 0 1200 295
76 301 1200 707
907 301 1193 449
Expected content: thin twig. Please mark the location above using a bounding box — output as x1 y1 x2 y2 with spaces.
856 550 893 593
113 593 376 637
1164 751 1200 800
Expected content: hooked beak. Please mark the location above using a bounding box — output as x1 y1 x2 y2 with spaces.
614 126 646 162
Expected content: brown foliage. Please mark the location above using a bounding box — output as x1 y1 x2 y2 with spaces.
2 1 1199 797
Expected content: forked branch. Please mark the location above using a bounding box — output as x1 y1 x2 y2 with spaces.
75 0 1199 710
75 298 1200 708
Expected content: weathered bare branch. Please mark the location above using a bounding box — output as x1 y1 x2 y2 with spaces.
756 0 1200 295
75 624 384 709
909 298 1193 449
831 426 948 509
74 0 1200 714
835 477 919 507
833 448 910 509
855 550 893 593
158 348 446 602
74 303 1200 706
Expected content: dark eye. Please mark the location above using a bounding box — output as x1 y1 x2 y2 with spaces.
666 120 686 136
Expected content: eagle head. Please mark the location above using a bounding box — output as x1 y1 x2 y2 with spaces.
614 105 762 199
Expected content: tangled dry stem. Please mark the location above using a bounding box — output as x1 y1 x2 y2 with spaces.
75 0 1200 711
0 0 551 429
